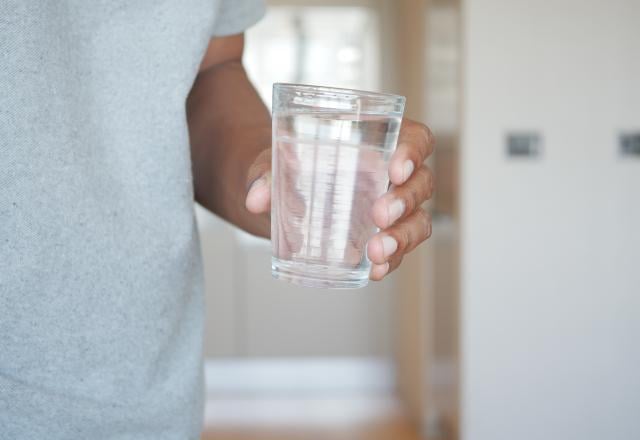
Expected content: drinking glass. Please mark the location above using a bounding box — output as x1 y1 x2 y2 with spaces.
271 83 405 289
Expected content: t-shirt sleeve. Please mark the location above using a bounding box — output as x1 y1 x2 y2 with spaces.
212 0 266 37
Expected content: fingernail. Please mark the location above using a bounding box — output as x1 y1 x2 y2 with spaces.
402 160 414 183
387 199 405 225
381 236 398 258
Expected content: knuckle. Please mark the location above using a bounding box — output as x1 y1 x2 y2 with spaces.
412 166 432 200
418 166 431 188
409 149 425 167
412 120 427 132
406 187 420 213
427 129 436 147
415 122 433 143
417 208 432 239
397 228 411 252
423 168 435 199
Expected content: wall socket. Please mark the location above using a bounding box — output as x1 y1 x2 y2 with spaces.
506 132 542 158
620 133 640 157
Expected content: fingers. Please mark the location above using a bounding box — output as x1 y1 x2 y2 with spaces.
370 261 390 281
245 171 271 214
368 120 434 280
245 148 272 214
246 148 272 188
367 207 432 266
389 119 435 186
370 255 404 281
372 164 434 229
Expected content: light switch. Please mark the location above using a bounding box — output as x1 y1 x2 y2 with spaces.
620 133 640 157
506 132 542 158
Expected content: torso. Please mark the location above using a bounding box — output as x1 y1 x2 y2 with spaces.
0 1 219 437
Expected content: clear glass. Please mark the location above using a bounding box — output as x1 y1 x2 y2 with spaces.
271 83 406 289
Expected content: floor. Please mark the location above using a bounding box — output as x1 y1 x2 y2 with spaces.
201 394 422 440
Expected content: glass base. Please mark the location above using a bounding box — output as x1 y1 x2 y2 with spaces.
271 257 369 289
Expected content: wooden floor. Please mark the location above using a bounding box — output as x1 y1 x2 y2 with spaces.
201 395 421 440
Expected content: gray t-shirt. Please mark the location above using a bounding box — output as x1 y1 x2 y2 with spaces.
0 1 264 438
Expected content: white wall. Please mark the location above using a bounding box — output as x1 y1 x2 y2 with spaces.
461 0 640 439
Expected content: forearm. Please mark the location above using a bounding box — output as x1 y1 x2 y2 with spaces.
186 60 271 237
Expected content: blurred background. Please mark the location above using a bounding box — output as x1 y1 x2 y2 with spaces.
197 0 640 439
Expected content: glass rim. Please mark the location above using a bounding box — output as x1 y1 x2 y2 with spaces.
273 82 406 105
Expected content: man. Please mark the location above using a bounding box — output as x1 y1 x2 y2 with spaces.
0 0 434 438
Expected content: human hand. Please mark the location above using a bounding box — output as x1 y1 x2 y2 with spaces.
366 119 435 280
244 118 434 281
244 148 272 215
245 145 306 260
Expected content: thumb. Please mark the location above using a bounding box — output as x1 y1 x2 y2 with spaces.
245 148 272 214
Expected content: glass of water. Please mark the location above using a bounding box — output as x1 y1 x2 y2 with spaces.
271 83 405 289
